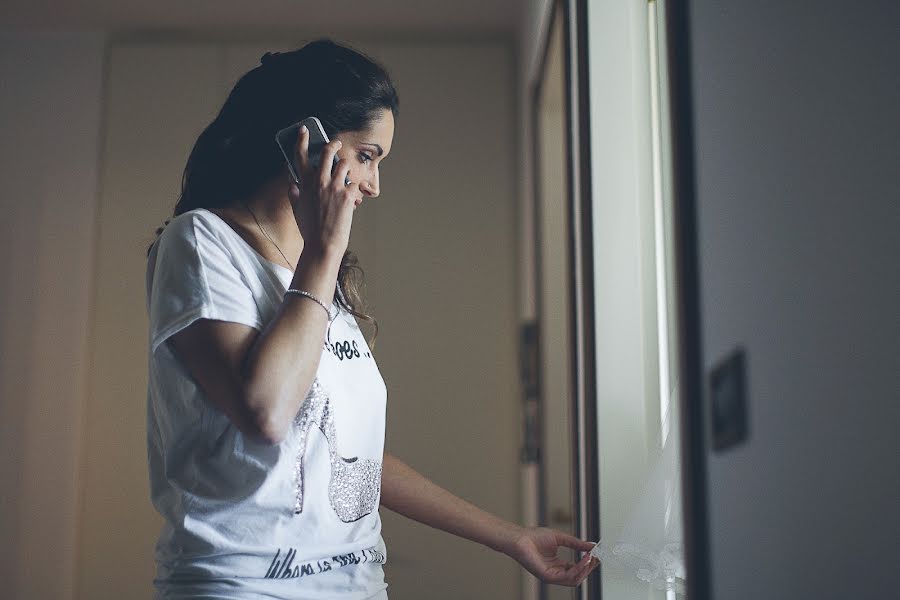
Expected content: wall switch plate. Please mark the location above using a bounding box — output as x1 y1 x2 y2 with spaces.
710 347 749 451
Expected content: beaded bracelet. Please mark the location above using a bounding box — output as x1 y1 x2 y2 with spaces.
285 288 332 320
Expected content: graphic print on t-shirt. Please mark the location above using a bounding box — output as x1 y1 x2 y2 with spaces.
263 545 387 580
291 378 382 522
324 335 373 361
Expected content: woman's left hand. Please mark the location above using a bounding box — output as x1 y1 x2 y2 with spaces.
505 526 600 587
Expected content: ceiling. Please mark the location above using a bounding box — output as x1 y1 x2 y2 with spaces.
0 0 522 37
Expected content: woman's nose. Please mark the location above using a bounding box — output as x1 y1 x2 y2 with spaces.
361 171 380 198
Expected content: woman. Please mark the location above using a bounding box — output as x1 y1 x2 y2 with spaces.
146 39 599 599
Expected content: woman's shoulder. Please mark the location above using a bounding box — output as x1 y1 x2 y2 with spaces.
152 208 234 255
160 208 222 240
147 207 261 300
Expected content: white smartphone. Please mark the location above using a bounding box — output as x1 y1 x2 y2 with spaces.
275 116 339 185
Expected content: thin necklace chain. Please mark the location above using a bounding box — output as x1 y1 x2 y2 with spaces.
242 203 295 271
241 203 338 325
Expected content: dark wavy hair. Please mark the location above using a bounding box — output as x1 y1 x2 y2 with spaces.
150 39 399 343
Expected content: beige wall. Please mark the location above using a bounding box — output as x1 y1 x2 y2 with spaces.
0 31 523 600
78 37 521 600
0 31 105 600
78 42 222 598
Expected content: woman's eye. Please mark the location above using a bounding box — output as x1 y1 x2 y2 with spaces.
359 153 373 164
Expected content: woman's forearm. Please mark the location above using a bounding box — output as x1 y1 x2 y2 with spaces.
379 452 524 554
242 249 343 442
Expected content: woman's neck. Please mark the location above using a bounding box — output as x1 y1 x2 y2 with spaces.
244 178 298 238
214 182 304 269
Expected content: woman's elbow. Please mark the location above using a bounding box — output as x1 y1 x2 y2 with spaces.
252 413 290 445
241 387 290 445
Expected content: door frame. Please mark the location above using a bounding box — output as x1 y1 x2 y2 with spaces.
665 2 712 598
532 2 713 599
530 1 600 599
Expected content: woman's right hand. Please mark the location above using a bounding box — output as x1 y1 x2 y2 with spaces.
288 124 357 259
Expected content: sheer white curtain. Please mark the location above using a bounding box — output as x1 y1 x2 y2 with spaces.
590 0 685 595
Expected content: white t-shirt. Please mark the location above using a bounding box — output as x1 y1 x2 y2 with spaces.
145 208 389 600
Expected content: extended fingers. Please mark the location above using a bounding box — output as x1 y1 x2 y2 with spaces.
318 140 343 188
562 552 599 587
332 157 353 191
557 532 597 553
579 553 600 582
544 550 597 587
295 124 310 174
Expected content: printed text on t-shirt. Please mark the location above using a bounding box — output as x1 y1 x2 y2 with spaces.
323 337 372 361
264 546 386 579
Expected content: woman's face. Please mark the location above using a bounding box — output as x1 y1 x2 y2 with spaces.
333 108 395 209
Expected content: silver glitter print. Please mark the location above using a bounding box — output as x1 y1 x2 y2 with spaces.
292 379 382 522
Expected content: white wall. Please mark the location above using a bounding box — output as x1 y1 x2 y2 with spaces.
685 2 900 598
0 31 105 600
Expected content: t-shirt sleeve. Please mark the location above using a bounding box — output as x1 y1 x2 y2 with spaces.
147 214 263 356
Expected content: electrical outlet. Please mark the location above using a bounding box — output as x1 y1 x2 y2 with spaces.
710 347 749 451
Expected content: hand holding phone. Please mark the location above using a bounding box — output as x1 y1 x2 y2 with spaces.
276 116 357 259
275 116 340 185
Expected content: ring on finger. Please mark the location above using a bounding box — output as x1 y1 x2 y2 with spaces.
344 175 352 186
